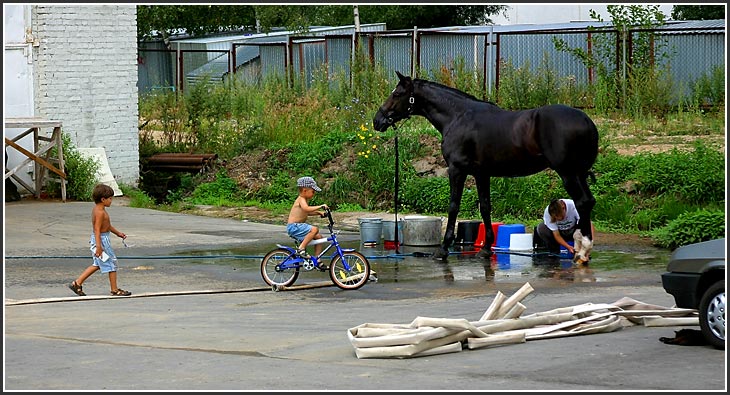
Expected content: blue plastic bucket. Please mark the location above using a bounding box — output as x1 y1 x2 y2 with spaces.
494 224 526 250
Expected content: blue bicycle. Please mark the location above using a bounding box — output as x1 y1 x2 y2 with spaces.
260 207 371 290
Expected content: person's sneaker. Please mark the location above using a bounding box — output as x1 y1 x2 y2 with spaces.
297 249 311 259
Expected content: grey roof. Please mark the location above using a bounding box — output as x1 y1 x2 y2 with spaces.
659 18 725 34
418 21 614 34
412 18 724 35
172 23 386 45
234 45 259 68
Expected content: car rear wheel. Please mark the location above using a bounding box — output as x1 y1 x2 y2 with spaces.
699 280 725 350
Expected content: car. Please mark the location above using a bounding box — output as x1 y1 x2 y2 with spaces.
661 238 725 349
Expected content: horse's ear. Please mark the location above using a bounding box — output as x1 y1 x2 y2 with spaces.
395 70 409 82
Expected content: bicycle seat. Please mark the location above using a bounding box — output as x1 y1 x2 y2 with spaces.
308 238 329 246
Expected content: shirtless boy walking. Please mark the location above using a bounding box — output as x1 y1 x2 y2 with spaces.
68 183 131 296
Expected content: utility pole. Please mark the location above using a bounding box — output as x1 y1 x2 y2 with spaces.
353 5 361 32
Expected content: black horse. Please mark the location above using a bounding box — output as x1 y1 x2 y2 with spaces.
373 71 598 261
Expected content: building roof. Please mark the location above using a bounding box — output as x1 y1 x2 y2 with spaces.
414 18 724 35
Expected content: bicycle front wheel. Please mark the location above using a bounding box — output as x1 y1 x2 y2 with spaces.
261 248 300 287
329 251 371 290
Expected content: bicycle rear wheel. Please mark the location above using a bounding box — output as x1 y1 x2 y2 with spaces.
329 251 370 290
261 248 300 287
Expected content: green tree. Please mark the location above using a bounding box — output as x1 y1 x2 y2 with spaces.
138 5 509 40
671 5 725 20
358 5 507 30
252 5 353 33
137 5 257 41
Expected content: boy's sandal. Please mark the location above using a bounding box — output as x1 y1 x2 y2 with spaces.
110 288 132 296
68 281 86 296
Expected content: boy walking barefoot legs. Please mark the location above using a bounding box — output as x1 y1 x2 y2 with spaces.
68 183 131 296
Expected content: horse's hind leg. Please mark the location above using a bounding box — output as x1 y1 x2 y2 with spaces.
561 173 595 240
473 174 493 259
433 170 468 261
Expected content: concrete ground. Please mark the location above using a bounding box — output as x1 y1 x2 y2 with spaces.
3 200 726 391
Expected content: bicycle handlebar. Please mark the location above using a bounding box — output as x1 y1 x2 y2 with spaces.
323 206 334 230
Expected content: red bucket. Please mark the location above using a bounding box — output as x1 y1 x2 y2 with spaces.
384 240 400 250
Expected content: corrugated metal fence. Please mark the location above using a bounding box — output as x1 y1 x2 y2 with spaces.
138 23 724 102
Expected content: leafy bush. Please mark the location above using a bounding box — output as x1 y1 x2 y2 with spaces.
490 172 561 220
401 176 450 214
46 133 100 201
633 141 724 204
187 170 241 205
650 209 725 249
119 184 156 209
687 64 725 110
254 170 298 204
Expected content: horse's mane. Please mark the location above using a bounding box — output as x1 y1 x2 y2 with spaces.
415 78 498 106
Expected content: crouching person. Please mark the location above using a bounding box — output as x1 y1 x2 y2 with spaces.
533 198 595 263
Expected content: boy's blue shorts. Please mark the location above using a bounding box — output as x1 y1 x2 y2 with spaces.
89 232 118 273
287 223 312 242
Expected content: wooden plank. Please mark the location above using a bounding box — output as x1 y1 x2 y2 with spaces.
7 127 35 142
9 174 35 195
4 137 66 179
4 118 63 129
3 156 34 179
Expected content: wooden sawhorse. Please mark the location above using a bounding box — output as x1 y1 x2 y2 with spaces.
4 117 67 202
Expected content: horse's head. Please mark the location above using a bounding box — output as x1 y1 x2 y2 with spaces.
373 71 415 132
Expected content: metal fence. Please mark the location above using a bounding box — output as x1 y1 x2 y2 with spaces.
138 22 725 102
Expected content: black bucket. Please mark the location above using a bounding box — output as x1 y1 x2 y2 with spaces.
456 220 481 245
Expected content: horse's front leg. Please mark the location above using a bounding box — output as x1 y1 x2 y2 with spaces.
433 170 467 261
473 174 493 259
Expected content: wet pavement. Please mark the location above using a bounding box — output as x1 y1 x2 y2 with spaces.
4 198 672 302
4 222 670 301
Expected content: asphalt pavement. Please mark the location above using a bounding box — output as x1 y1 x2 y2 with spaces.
3 199 726 392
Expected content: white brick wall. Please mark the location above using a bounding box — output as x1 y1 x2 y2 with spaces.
32 5 139 186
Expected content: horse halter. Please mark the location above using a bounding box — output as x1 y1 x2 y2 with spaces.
386 94 416 129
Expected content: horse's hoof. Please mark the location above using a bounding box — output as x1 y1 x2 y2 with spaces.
432 249 449 262
475 248 492 259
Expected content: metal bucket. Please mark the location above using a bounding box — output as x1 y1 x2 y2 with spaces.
358 217 383 244
382 219 404 242
402 216 443 246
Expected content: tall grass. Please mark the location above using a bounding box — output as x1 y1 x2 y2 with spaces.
137 53 725 247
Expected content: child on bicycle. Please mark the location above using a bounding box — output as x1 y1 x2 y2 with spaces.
287 176 328 259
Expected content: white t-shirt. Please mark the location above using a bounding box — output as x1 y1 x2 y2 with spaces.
543 199 580 232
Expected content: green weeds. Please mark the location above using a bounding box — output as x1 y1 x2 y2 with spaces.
132 51 725 248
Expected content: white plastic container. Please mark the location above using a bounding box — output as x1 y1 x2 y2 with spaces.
509 233 533 251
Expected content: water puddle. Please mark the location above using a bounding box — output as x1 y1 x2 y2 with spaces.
177 237 671 286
